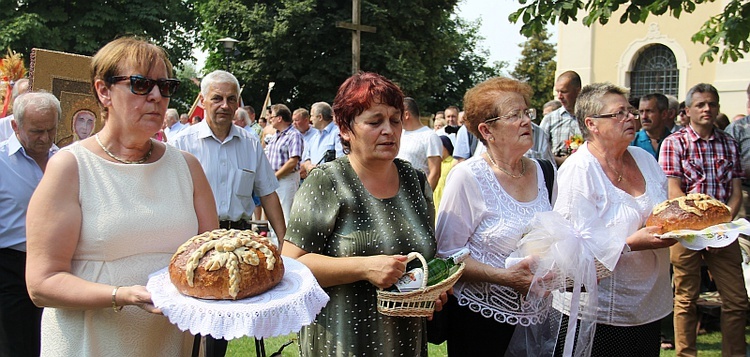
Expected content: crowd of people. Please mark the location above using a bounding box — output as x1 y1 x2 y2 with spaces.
1 36 749 357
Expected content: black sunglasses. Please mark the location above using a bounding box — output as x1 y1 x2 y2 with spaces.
107 75 181 98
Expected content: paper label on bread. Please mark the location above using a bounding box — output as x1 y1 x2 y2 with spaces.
169 229 284 300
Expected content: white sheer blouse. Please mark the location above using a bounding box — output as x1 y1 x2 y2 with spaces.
436 156 554 326
552 143 672 326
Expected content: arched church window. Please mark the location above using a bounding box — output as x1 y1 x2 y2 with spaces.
630 44 679 99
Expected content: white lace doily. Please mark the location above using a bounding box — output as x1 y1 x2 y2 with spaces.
147 256 329 340
658 218 750 250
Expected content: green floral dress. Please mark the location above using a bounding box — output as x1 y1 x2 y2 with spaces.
286 156 436 357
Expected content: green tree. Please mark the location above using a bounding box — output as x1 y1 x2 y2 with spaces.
0 0 197 74
196 0 503 112
172 63 202 115
510 0 750 64
511 28 556 113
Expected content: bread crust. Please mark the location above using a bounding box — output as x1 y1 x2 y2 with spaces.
169 229 284 300
646 193 731 234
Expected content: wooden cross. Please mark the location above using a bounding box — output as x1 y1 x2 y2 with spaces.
336 0 376 74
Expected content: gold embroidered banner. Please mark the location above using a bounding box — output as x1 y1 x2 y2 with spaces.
29 48 102 147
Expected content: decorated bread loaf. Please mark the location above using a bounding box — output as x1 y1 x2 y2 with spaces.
646 193 731 234
169 229 284 300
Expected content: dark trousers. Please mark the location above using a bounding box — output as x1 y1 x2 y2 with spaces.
0 248 43 357
445 295 516 356
555 313 661 357
192 335 228 357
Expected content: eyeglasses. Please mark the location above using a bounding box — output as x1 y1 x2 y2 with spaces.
107 75 181 98
591 109 640 122
484 108 536 124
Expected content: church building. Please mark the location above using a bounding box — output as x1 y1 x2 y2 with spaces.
555 1 749 116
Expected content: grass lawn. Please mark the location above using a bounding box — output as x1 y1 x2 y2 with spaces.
227 327 746 356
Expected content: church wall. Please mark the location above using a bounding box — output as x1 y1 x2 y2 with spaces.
556 1 749 116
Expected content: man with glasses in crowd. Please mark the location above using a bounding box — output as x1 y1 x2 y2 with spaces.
265 104 304 225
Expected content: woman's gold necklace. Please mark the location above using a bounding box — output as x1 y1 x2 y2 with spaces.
588 142 624 183
486 152 526 178
95 134 153 164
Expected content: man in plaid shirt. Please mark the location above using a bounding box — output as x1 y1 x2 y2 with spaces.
659 83 748 357
266 104 304 225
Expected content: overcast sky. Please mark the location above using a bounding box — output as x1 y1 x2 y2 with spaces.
457 0 558 69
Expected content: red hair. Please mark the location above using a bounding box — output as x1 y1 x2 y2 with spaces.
333 72 404 153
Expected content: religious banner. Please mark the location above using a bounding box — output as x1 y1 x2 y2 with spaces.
29 48 102 148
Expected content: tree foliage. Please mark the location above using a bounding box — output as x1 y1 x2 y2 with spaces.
509 0 750 64
0 0 197 77
196 0 503 113
511 28 556 112
172 63 202 114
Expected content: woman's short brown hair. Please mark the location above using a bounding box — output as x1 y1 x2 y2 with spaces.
90 37 174 107
463 77 532 144
333 72 404 154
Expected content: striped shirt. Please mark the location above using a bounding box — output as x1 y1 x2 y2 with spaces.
265 124 304 172
659 125 743 203
539 106 581 157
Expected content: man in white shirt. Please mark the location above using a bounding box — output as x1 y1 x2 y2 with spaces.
300 101 344 174
163 108 186 140
171 70 285 234
397 97 442 189
0 92 59 357
170 71 287 356
293 108 316 144
292 108 316 180
233 107 257 137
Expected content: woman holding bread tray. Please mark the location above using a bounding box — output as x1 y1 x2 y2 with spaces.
282 72 446 356
24 38 218 356
543 83 678 357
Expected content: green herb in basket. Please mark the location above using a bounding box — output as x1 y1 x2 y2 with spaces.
388 248 470 292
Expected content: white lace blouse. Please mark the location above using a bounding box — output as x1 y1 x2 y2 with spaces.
436 156 554 326
552 143 672 326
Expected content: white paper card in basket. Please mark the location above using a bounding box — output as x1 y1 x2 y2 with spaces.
146 256 329 340
657 218 750 250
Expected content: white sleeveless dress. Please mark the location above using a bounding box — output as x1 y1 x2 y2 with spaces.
40 142 198 357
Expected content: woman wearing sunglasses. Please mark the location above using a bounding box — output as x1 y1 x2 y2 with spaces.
552 83 676 356
25 37 217 356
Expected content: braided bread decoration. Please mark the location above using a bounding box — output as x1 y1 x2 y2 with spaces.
646 193 731 234
169 229 284 300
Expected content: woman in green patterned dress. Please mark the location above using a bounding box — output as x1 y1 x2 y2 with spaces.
282 72 444 356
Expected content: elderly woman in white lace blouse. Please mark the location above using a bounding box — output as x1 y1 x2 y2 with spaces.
435 77 557 355
552 83 676 356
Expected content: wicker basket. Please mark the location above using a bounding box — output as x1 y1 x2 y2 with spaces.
376 252 465 317
562 259 612 289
